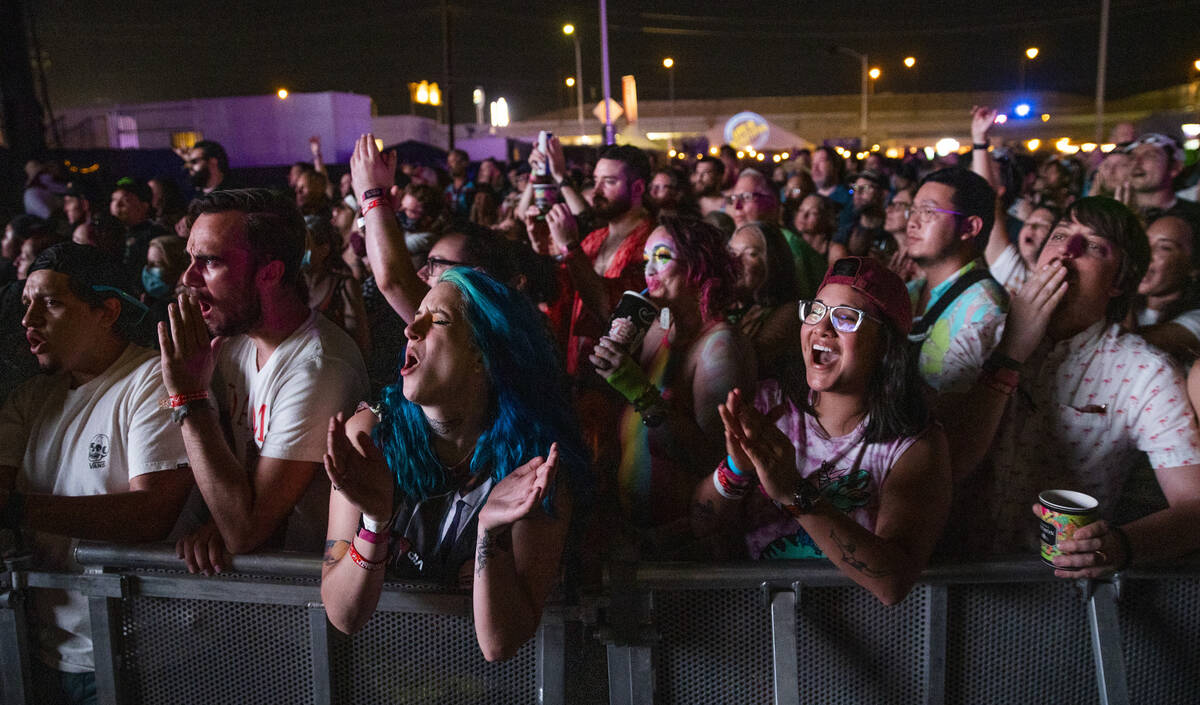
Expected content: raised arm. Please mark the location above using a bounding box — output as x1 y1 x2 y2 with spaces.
352 134 428 322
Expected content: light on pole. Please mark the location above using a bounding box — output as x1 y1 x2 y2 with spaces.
903 56 916 68
663 57 676 149
564 24 585 138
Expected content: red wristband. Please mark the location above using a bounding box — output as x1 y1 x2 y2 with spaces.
348 542 385 571
360 198 385 217
159 390 210 409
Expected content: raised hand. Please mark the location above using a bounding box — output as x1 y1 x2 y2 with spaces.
324 413 394 525
350 134 397 205
997 258 1069 363
478 444 559 532
545 203 579 252
970 105 998 144
721 388 794 504
158 293 221 397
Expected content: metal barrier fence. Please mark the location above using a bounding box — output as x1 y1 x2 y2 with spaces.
1 545 1198 705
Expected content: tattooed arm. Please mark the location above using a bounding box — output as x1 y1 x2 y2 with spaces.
472 449 572 662
790 428 951 605
319 409 392 634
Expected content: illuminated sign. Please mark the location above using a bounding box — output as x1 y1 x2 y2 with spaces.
724 111 770 151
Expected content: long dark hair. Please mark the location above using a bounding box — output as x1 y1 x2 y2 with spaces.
779 307 929 444
733 221 798 308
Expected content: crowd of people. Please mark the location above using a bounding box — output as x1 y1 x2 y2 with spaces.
3 104 1200 699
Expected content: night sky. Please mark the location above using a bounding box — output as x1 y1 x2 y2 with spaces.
31 0 1200 125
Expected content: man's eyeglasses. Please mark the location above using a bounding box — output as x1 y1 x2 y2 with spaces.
724 192 769 206
908 204 963 223
799 299 880 333
420 256 472 275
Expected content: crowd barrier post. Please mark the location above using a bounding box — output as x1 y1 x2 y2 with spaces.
0 556 33 705
764 581 800 705
1086 578 1130 705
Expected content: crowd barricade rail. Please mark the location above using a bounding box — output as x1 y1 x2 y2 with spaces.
1 544 1198 704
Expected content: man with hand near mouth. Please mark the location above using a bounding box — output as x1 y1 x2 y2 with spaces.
162 188 366 574
949 197 1200 579
1 242 193 703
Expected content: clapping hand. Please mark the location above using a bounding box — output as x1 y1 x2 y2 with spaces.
478 444 559 533
324 413 394 526
719 388 794 503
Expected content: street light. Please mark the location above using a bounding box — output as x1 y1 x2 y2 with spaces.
830 45 869 146
903 56 916 68
565 77 575 87
563 24 585 137
868 67 881 80
276 88 288 100
663 57 676 148
1020 47 1039 90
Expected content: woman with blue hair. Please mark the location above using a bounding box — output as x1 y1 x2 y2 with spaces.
319 266 588 661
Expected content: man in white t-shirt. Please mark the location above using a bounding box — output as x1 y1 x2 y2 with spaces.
0 242 193 703
161 189 367 574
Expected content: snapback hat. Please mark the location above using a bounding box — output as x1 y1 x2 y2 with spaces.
818 256 913 334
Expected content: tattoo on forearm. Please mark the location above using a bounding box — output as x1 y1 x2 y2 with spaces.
475 530 496 576
324 539 350 566
830 530 894 578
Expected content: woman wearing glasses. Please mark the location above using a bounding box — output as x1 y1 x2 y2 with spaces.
693 257 951 604
588 216 755 556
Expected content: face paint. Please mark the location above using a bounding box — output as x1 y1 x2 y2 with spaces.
643 244 676 273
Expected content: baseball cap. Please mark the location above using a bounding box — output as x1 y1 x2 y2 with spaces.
1123 133 1184 164
855 169 888 189
818 256 913 334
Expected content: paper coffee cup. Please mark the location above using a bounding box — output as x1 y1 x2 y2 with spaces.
1037 489 1098 568
608 291 659 351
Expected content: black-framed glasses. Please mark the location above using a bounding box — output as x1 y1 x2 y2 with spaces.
799 299 880 333
421 256 471 274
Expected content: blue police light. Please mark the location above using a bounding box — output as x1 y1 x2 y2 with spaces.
1014 103 1032 118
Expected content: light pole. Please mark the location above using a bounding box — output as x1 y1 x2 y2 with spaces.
663 57 675 149
563 24 585 138
831 46 869 147
1019 46 1039 91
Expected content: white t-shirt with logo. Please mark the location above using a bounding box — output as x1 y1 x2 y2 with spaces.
0 344 189 673
209 311 368 551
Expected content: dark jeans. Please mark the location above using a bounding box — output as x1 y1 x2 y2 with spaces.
30 660 97 705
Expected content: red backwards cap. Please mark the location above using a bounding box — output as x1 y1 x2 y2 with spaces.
818 257 913 334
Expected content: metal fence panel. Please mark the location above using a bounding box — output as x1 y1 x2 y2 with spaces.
945 581 1097 704
1119 577 1200 704
792 584 930 705
119 594 315 705
327 608 538 705
652 587 774 705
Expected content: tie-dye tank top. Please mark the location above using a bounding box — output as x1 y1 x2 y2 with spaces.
743 380 924 560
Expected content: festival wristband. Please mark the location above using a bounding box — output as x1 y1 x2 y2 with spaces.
362 514 388 534
348 542 385 571
725 455 745 477
712 468 748 500
360 198 386 217
158 390 210 410
357 527 387 545
360 188 383 202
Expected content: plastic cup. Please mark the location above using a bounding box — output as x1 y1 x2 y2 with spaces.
1037 489 1099 568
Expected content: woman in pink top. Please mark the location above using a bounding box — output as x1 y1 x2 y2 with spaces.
693 257 952 605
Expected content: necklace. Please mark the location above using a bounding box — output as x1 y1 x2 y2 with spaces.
438 443 476 472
